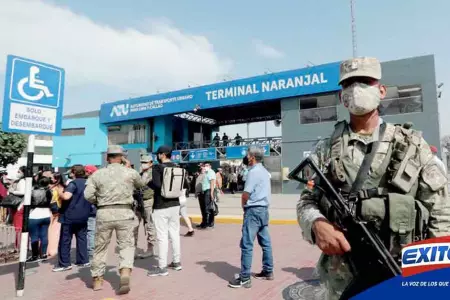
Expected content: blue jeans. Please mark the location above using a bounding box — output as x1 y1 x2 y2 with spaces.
240 206 273 279
29 217 50 254
87 217 96 258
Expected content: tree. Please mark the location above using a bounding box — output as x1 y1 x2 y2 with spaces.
0 131 27 167
441 135 450 153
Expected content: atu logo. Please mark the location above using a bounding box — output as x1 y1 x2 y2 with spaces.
110 104 129 117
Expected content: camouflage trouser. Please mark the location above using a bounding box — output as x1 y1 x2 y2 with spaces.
317 254 354 300
134 203 156 248
91 215 138 278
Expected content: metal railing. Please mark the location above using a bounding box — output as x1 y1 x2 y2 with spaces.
173 136 282 151
171 136 282 162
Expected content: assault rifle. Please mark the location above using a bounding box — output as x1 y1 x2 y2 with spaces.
288 156 401 299
133 188 148 227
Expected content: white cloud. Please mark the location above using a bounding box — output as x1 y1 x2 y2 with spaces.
252 39 284 59
0 0 232 103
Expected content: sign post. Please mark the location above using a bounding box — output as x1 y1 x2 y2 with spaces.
1 55 65 297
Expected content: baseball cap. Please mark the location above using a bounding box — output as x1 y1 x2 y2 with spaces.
339 57 382 85
140 155 153 163
107 145 125 155
430 145 438 153
156 145 172 154
85 165 98 175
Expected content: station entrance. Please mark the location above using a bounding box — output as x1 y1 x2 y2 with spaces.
165 99 283 193
99 61 342 194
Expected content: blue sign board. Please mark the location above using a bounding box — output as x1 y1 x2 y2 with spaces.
225 144 270 159
2 55 65 135
100 62 341 123
171 150 181 163
189 148 217 161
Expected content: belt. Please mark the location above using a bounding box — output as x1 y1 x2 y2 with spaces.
244 205 268 210
97 204 133 210
345 188 388 201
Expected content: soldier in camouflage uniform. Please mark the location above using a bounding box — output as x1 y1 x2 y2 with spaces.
296 57 450 300
134 154 157 259
84 145 144 294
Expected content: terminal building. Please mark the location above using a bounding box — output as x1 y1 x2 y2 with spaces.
52 55 441 194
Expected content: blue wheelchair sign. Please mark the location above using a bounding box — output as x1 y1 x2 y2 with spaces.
2 55 65 135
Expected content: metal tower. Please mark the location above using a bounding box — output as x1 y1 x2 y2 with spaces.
350 0 357 57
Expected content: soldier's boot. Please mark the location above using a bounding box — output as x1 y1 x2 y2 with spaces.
139 244 154 258
92 276 103 291
118 268 131 295
134 248 142 259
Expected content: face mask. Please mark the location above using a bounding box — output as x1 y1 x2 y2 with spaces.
341 83 381 116
204 166 210 171
17 173 24 179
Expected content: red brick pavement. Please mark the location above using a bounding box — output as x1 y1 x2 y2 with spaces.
0 224 321 300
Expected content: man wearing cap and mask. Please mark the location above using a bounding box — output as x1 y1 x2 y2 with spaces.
296 57 450 299
133 154 157 259
84 145 144 294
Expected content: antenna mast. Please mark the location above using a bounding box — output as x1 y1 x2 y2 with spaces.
350 0 357 57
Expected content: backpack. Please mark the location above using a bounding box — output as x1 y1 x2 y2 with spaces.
161 165 186 199
31 187 49 207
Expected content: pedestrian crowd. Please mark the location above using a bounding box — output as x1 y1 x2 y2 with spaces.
0 143 274 295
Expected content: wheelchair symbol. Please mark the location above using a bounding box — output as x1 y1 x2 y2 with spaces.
17 66 54 101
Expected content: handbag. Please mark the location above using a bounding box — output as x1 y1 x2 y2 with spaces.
208 200 219 216
1 194 23 208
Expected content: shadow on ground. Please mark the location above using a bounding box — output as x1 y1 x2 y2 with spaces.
196 261 240 282
0 260 41 291
282 267 317 280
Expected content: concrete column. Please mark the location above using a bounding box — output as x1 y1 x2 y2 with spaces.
153 116 173 150
182 119 189 143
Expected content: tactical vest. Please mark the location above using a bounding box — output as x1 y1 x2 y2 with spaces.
319 120 430 261
141 169 154 201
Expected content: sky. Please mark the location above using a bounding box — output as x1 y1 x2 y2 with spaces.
0 0 449 138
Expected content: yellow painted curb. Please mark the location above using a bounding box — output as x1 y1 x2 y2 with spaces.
181 215 297 225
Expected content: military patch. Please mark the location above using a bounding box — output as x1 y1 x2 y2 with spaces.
383 123 396 142
422 164 447 192
419 139 433 165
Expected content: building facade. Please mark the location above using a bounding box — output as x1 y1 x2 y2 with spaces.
51 55 441 194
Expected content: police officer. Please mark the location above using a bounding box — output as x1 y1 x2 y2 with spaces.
84 145 144 294
134 154 157 259
296 57 450 299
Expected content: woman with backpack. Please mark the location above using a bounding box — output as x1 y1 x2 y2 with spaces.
27 177 53 262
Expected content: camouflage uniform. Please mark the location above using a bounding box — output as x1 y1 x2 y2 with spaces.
296 57 450 300
84 147 144 281
134 155 157 257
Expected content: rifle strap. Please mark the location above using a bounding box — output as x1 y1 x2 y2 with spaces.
349 122 387 197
